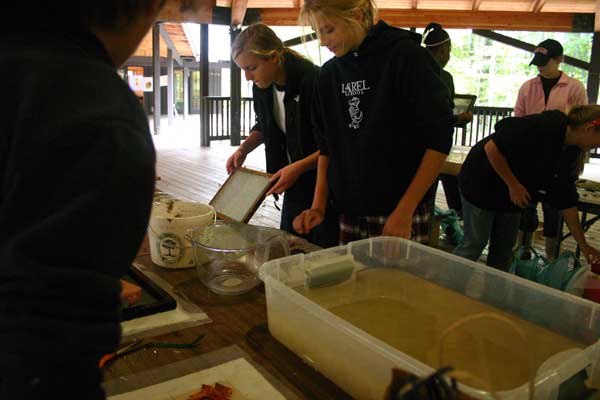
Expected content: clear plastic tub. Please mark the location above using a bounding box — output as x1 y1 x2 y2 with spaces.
260 237 600 400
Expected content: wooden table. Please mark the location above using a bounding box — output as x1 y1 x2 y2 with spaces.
104 236 353 400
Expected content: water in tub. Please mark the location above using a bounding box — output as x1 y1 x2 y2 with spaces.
292 268 584 392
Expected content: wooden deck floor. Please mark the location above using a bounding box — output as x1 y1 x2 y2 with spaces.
153 123 600 263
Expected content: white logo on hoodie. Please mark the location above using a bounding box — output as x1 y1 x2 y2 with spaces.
348 97 363 130
341 80 371 96
342 80 370 130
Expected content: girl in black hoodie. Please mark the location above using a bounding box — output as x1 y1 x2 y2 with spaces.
293 0 454 244
227 24 338 247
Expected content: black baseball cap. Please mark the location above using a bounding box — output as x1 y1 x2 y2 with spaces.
530 39 563 66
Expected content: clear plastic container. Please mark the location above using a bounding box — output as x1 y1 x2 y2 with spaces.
188 222 289 295
260 237 600 400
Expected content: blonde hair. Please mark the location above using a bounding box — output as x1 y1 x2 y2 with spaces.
567 104 600 130
299 0 377 41
231 23 304 64
566 104 600 175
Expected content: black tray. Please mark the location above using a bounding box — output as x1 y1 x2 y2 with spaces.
121 266 177 321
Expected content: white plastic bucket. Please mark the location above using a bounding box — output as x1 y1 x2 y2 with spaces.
148 200 216 269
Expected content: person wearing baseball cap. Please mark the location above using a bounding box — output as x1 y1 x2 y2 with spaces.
514 38 588 260
530 38 564 67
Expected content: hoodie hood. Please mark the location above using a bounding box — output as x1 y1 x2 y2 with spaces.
353 20 422 57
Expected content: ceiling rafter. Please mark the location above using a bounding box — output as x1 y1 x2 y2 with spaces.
596 0 600 32
261 8 575 31
472 0 483 11
231 0 248 27
530 0 547 13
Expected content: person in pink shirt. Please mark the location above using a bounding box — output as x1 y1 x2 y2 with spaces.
515 38 588 259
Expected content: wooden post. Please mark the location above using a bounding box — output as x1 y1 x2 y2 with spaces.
152 23 161 135
230 26 242 146
183 66 189 120
167 48 174 127
200 24 210 147
588 32 600 104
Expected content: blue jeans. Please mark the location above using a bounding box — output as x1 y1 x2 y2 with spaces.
454 196 521 271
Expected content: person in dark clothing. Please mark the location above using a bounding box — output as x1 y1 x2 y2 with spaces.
293 0 454 244
454 106 600 271
515 38 588 260
0 1 166 398
227 23 339 248
423 22 473 218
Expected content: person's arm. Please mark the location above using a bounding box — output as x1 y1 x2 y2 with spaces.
572 81 589 107
266 150 320 196
514 84 527 117
383 46 454 238
383 150 446 237
484 139 531 208
456 112 473 125
293 155 329 235
225 128 264 174
561 207 600 263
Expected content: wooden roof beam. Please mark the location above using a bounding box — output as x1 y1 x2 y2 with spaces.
472 0 482 11
264 8 576 32
159 25 183 66
231 0 248 27
158 0 216 23
596 0 600 32
530 0 547 13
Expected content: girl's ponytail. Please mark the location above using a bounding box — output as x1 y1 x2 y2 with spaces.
423 22 450 48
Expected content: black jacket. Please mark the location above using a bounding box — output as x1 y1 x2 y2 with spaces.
313 21 454 216
459 110 580 211
0 30 155 359
252 52 320 201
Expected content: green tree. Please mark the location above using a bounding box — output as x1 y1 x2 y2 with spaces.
443 30 592 107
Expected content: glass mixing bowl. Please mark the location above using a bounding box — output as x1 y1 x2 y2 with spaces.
187 221 289 295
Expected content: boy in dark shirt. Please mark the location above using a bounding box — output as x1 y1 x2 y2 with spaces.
514 38 588 259
0 1 167 398
455 106 600 271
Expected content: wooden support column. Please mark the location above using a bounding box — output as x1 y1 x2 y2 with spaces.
152 23 161 136
200 24 210 147
183 66 189 120
167 48 174 126
588 32 600 104
230 26 242 146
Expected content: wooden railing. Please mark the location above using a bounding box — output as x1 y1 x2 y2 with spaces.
202 99 600 159
454 106 514 146
203 96 255 144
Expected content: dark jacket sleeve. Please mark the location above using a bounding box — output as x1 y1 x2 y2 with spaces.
311 78 329 156
252 85 262 133
298 71 320 157
397 45 454 155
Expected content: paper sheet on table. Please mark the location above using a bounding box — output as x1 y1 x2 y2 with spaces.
108 358 286 400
